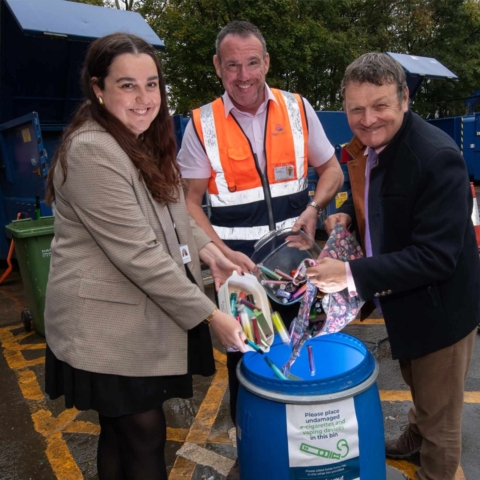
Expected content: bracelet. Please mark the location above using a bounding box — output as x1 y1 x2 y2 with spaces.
204 307 218 324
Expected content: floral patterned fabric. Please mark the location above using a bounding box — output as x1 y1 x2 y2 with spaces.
318 223 365 335
282 224 364 375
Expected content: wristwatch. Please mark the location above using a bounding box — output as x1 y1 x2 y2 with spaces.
204 307 218 324
307 201 323 216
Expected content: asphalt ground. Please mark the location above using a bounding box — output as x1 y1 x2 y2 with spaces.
0 265 479 480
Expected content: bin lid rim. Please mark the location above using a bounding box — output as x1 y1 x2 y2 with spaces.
237 358 379 404
5 217 54 237
240 333 375 396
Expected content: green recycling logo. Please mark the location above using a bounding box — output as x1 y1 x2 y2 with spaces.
300 439 350 460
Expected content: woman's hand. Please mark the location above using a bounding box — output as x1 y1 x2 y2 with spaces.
224 249 256 273
209 310 247 352
199 243 245 290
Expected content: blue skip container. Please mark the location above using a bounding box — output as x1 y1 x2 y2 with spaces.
236 333 385 480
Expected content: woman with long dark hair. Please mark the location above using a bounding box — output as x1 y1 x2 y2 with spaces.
44 32 246 480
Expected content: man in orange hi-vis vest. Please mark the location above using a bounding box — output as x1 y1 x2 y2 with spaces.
177 20 344 425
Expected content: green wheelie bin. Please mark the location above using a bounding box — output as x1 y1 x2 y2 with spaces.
5 217 54 336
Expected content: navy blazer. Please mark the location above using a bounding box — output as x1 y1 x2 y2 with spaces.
341 111 479 359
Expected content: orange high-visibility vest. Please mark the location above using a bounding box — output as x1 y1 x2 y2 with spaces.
192 88 309 245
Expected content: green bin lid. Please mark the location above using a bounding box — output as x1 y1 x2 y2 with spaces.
5 217 55 238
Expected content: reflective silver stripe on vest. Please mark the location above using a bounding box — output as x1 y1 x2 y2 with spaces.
281 91 305 180
199 103 228 194
209 175 307 207
213 217 299 241
209 185 265 207
270 177 308 198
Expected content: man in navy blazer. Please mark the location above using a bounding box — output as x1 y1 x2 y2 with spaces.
306 53 479 480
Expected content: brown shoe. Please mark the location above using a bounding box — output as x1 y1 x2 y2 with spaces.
386 424 422 459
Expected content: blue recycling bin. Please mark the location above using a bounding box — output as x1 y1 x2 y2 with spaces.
236 333 385 480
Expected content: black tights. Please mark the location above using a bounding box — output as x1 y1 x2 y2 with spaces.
97 408 168 480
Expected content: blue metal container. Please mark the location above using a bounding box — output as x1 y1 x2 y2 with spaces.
237 333 385 480
0 0 165 260
428 114 480 180
308 162 351 230
315 111 352 146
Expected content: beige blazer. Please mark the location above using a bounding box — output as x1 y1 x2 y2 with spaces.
45 121 216 377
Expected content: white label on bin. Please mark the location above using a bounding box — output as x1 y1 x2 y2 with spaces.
286 397 360 479
42 249 51 258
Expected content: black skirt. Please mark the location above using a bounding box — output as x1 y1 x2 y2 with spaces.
45 268 216 417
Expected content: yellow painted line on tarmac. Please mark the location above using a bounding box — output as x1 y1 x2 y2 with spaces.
32 408 81 437
0 324 98 479
166 427 189 443
350 318 385 324
3 348 44 369
387 458 418 478
0 322 476 480
0 326 45 370
17 368 44 400
169 348 230 479
465 391 480 403
213 347 227 365
381 390 480 403
381 390 412 402
63 421 101 435
387 460 466 480
45 432 83 480
185 357 229 444
168 456 196 480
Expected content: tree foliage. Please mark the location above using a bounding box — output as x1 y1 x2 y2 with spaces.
132 0 480 117
70 0 133 10
69 0 106 6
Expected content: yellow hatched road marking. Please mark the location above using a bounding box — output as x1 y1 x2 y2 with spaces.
168 456 196 480
63 421 101 435
45 432 83 480
17 368 44 400
166 427 189 443
387 459 465 479
381 390 480 403
387 458 418 478
32 408 82 437
169 348 230 479
0 323 475 479
351 318 385 324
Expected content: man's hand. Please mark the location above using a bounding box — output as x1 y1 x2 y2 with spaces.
292 206 318 240
324 213 352 235
306 258 347 292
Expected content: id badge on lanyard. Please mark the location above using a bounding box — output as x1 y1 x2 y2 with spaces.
179 244 191 264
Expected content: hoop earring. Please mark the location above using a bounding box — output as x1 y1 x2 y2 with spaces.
97 96 104 105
